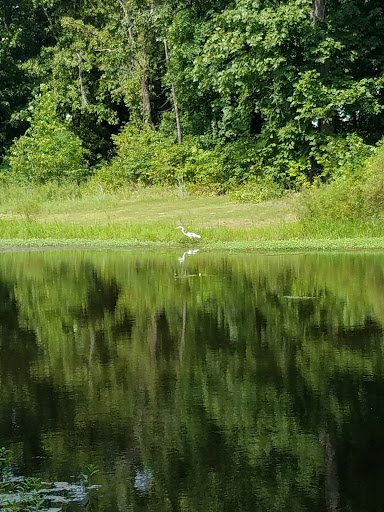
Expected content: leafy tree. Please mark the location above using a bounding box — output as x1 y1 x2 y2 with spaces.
166 0 384 181
8 88 88 183
0 0 52 160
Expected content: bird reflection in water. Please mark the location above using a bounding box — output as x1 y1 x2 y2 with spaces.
179 249 199 264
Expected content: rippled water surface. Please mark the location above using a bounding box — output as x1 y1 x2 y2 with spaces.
1 249 384 511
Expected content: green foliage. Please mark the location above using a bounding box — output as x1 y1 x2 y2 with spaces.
93 127 273 193
2 0 384 189
360 140 384 214
92 126 236 192
299 137 384 223
0 0 49 160
81 464 99 488
93 126 192 188
166 0 384 179
181 144 226 193
310 133 375 180
0 447 100 511
8 89 88 183
299 177 363 223
228 175 285 203
0 448 43 512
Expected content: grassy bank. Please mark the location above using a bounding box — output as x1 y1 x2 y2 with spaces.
2 237 384 252
1 185 384 251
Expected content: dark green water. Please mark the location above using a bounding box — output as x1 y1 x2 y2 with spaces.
1 249 384 511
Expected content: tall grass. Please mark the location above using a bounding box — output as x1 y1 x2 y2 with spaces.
0 218 300 243
299 140 384 226
0 179 194 220
1 214 383 247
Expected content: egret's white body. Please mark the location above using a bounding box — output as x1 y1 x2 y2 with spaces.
177 226 201 239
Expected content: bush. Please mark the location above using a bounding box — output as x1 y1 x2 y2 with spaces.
92 126 227 192
92 127 193 189
311 133 375 180
299 138 383 223
182 145 225 193
211 138 260 188
299 177 363 222
8 89 88 184
227 175 284 203
92 127 264 194
360 140 384 215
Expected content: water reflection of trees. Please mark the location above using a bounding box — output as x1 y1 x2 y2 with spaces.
0 251 383 511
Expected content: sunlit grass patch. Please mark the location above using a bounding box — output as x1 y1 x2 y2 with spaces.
0 181 297 229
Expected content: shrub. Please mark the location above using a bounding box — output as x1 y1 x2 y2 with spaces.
92 127 193 189
227 175 284 203
211 138 260 188
299 138 383 223
92 126 227 192
182 145 225 192
299 176 363 223
92 127 263 194
311 133 375 180
8 89 88 184
360 140 384 215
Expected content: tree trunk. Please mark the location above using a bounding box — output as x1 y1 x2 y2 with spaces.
310 0 332 180
76 50 88 109
150 311 160 360
179 303 186 362
320 430 340 512
142 71 155 130
4 0 12 30
311 0 326 22
164 38 182 144
311 0 332 133
88 327 95 392
117 0 155 130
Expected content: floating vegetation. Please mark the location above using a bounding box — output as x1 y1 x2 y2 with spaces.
0 448 100 511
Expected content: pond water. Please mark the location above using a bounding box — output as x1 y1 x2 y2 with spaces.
1 248 384 511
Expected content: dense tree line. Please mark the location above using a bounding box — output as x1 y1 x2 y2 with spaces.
1 0 384 190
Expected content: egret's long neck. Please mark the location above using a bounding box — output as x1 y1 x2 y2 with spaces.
181 227 186 235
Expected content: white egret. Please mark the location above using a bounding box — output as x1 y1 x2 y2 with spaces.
176 226 201 239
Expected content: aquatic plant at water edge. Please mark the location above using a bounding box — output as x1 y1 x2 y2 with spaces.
0 448 100 511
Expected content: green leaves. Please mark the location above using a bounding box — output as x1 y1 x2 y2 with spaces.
2 0 384 187
8 89 88 183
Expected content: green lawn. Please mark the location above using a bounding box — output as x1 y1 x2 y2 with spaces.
32 192 296 227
